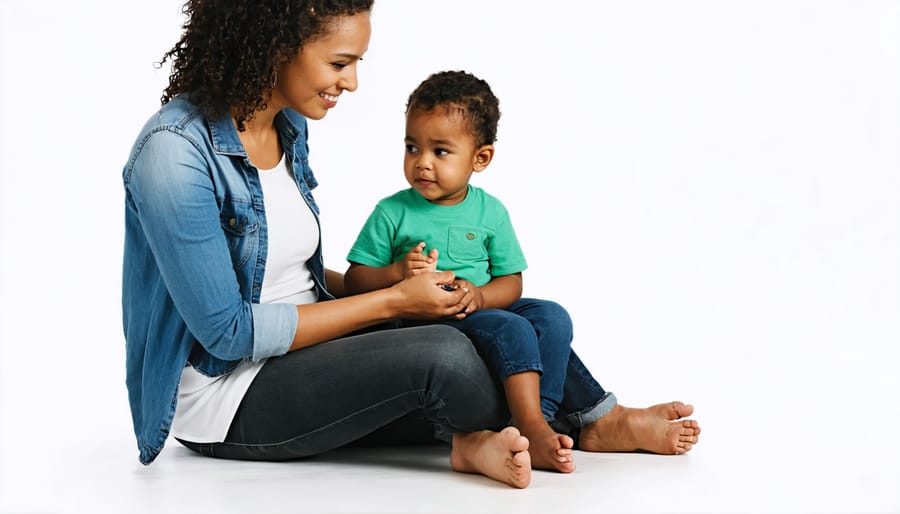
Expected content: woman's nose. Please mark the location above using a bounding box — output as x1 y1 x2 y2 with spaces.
338 67 358 93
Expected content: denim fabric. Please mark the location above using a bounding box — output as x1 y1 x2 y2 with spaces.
547 352 618 449
561 352 618 428
121 96 335 465
177 322 619 459
441 298 573 421
176 326 510 460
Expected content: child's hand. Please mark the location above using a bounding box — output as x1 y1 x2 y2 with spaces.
400 242 438 279
449 279 482 319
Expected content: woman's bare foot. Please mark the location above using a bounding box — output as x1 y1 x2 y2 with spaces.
450 427 532 488
519 422 575 473
579 401 701 455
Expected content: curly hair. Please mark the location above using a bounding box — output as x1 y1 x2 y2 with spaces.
406 70 501 147
159 0 373 130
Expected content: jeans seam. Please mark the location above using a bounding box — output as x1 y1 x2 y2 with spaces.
220 389 428 449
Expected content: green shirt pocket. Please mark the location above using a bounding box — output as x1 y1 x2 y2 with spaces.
446 227 488 263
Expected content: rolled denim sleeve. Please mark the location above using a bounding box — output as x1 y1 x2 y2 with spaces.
250 303 297 360
126 128 292 361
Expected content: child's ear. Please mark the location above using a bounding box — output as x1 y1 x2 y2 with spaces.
473 145 495 172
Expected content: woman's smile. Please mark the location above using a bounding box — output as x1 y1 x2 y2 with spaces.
320 92 339 108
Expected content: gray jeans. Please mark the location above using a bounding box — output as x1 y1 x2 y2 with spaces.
177 324 615 460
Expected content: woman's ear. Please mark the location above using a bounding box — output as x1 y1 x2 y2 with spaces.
473 145 495 172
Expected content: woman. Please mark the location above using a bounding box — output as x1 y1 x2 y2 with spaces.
122 0 699 490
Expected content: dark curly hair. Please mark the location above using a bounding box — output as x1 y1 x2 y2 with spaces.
406 70 501 147
159 0 373 131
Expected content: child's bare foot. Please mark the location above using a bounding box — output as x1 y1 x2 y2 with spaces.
519 422 575 473
580 401 701 455
450 427 532 488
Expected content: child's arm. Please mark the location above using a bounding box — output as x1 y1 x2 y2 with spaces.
453 272 523 315
344 262 403 295
325 269 348 298
345 242 438 295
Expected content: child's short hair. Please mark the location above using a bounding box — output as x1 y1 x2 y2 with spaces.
406 70 500 147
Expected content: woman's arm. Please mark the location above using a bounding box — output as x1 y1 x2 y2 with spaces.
126 130 275 362
290 271 465 351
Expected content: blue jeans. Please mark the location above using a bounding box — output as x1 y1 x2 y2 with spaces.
178 323 617 460
440 298 573 421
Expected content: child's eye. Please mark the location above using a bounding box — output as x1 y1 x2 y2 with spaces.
434 148 449 156
405 144 418 153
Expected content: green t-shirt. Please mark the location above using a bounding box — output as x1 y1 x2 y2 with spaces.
347 185 527 287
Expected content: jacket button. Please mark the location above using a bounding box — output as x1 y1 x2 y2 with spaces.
466 233 475 240
229 218 237 227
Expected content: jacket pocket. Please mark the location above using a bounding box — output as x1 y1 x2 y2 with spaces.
220 199 259 267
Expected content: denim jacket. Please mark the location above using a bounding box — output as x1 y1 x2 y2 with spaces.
122 96 334 464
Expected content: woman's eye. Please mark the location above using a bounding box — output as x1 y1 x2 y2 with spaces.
331 63 347 70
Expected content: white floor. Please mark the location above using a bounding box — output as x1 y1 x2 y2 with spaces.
2 343 899 514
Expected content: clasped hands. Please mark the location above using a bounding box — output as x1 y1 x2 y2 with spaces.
394 242 482 319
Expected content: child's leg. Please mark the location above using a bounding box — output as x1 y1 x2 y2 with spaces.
501 299 577 472
503 299 574 422
502 371 575 473
445 310 575 473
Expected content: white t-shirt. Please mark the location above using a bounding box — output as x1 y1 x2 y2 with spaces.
171 154 320 443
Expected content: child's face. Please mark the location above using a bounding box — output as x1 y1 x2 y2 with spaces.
403 107 491 206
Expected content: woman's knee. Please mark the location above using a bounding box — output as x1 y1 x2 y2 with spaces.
407 326 498 388
412 325 482 368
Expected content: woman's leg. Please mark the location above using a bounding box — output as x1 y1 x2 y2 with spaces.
181 325 532 487
216 325 504 457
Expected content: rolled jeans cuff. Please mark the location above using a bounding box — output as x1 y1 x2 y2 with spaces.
567 391 617 428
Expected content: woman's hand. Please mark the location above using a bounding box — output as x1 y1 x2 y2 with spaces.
291 270 464 351
391 271 468 319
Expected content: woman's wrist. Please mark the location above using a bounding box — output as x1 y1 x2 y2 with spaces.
376 284 406 320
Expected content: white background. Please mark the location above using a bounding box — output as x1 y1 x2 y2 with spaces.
1 1 899 512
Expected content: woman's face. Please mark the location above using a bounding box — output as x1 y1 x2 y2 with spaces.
273 12 371 120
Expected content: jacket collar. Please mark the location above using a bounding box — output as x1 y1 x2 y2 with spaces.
208 108 306 156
